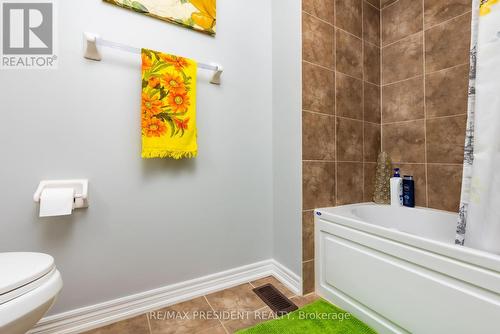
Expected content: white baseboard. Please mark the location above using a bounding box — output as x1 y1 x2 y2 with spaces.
29 259 301 334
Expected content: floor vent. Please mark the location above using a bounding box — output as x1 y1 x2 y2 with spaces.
253 284 298 315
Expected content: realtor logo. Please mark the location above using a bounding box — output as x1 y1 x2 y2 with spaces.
1 0 57 69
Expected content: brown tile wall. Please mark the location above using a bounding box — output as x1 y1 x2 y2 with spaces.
381 0 471 212
302 0 381 294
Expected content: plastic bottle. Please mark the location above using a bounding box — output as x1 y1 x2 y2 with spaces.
390 168 403 207
403 175 415 208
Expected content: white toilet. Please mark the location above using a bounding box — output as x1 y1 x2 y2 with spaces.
0 253 63 334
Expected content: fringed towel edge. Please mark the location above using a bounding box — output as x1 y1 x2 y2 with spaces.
142 150 197 160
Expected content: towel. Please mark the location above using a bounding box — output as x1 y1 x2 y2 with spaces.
141 48 197 159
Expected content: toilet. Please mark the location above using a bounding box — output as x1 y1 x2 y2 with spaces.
0 253 63 334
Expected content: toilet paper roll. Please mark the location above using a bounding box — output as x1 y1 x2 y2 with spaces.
39 188 75 217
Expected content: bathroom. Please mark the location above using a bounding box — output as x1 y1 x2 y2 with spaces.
1 0 499 333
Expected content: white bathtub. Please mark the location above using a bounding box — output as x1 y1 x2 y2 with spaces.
315 203 500 334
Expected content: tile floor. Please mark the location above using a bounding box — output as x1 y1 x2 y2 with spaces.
83 276 319 334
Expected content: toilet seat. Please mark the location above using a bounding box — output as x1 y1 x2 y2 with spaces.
0 268 58 305
0 253 56 305
0 252 62 334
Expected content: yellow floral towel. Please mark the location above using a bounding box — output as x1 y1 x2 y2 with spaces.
141 49 197 159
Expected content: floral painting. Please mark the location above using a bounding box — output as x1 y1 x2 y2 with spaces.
103 0 216 36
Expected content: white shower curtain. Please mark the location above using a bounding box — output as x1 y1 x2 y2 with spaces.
456 0 500 254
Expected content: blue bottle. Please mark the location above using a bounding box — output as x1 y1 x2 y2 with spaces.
403 175 415 208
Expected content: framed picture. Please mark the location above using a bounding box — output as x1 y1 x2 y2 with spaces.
103 0 216 36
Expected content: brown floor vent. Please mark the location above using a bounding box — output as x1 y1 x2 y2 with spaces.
253 284 298 315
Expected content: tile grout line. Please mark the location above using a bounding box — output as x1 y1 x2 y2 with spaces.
389 162 464 166
302 10 334 29
362 0 366 202
381 113 468 125
146 312 153 334
381 62 470 87
304 160 369 163
301 10 306 295
303 59 379 85
302 59 334 73
380 0 384 152
364 0 381 12
203 295 229 334
334 1 338 207
382 30 423 49
382 0 400 11
422 0 429 207
382 73 424 87
424 10 473 33
425 62 470 76
302 109 335 118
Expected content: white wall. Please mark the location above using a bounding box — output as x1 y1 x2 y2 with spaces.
271 0 303 278
0 0 276 315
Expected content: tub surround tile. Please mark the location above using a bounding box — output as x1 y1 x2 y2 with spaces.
303 0 335 24
303 161 336 210
335 0 363 38
82 315 150 334
303 62 335 115
302 260 315 294
363 163 377 202
427 164 463 212
381 0 422 46
364 82 381 124
337 162 364 205
379 0 471 214
395 163 427 207
337 117 364 162
364 42 381 85
382 33 423 84
425 14 471 73
364 123 381 162
425 65 469 118
149 297 219 334
426 115 467 164
302 0 383 294
424 0 472 28
302 111 335 160
302 211 315 262
303 13 335 69
205 284 266 313
336 73 363 120
382 76 424 123
250 276 295 299
336 29 363 79
364 1 381 46
382 120 425 163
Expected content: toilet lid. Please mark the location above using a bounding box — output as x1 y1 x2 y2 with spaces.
0 252 55 295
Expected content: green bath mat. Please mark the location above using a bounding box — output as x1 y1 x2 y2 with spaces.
236 299 377 334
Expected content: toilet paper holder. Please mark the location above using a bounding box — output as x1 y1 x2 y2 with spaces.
34 179 89 209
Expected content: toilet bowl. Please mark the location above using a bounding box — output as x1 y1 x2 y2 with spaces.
0 253 63 334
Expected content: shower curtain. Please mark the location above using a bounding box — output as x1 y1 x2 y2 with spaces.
456 0 500 254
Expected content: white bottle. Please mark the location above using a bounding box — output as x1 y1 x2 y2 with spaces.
390 168 403 207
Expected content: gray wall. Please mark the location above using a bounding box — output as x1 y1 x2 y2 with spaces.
272 0 303 278
0 0 283 315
